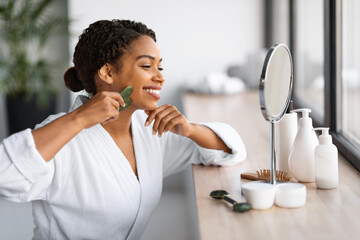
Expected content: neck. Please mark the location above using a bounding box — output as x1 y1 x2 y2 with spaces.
101 107 136 137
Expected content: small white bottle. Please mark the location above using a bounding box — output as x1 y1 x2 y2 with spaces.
313 128 338 189
276 100 297 176
288 108 319 182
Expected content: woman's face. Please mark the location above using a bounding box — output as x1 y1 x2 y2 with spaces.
109 35 165 111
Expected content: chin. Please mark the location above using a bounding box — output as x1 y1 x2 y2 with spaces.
133 101 158 111
145 103 158 111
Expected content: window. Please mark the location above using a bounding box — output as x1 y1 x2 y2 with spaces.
293 0 324 123
286 0 360 170
342 0 360 146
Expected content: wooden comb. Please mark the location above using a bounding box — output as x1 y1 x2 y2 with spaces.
241 169 291 182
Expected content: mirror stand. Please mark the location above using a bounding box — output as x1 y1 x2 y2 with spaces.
259 43 293 186
270 121 277 185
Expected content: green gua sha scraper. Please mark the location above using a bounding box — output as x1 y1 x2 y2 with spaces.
119 86 133 111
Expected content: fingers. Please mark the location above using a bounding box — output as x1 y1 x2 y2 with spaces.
101 100 120 124
163 115 183 133
109 97 121 112
97 92 123 124
145 104 185 137
76 91 125 129
104 91 125 108
145 104 170 125
157 111 180 135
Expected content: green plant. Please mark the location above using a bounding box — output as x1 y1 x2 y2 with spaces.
0 0 69 107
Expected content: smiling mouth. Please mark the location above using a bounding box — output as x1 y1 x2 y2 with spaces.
144 88 160 95
143 87 161 100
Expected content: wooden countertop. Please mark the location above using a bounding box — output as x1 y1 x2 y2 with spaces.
182 91 360 240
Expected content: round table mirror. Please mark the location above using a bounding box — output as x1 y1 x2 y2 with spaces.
259 44 293 184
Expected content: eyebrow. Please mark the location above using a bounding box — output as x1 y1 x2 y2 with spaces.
136 55 162 62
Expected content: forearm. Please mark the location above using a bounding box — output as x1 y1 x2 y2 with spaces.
32 112 84 162
187 124 232 153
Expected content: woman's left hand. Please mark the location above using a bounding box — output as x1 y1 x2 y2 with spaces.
144 104 194 137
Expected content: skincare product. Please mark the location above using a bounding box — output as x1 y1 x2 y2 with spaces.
313 128 339 189
242 182 276 210
275 183 306 208
276 100 297 176
288 108 318 182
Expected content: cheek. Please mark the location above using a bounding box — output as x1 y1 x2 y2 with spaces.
117 73 142 93
131 88 143 102
128 80 146 102
122 69 154 106
129 70 148 86
130 72 150 92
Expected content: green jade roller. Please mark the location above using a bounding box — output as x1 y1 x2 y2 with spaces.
119 86 133 111
210 190 252 213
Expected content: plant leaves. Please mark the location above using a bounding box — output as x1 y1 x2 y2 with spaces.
119 86 133 112
0 0 69 108
30 0 53 21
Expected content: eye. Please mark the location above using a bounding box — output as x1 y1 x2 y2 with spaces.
141 65 151 69
158 67 164 71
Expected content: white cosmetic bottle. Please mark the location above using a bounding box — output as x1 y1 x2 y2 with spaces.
313 128 338 189
288 108 319 182
276 100 297 176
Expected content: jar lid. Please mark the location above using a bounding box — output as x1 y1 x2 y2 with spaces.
242 182 275 194
276 182 306 195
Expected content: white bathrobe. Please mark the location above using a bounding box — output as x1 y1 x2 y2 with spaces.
0 95 246 240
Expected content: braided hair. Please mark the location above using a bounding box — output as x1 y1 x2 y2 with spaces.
64 20 156 94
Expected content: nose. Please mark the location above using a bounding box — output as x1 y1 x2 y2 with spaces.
153 69 165 84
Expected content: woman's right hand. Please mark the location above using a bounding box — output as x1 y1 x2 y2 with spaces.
72 91 125 129
32 91 125 161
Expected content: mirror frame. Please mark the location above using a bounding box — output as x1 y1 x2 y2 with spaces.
259 43 294 185
259 43 294 123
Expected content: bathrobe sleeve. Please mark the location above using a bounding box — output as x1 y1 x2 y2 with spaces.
162 122 246 178
0 114 64 202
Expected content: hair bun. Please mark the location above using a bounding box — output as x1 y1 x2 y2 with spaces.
64 67 84 92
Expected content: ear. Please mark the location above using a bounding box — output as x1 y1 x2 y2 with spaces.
97 64 113 84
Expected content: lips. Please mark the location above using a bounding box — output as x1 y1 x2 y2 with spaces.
143 86 161 100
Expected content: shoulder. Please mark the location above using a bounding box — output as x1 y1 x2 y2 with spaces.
34 94 89 129
34 112 67 129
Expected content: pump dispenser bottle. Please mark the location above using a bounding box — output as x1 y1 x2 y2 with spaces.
288 108 319 182
313 128 338 189
276 100 297 176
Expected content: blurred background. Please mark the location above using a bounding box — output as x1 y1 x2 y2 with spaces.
2 0 360 239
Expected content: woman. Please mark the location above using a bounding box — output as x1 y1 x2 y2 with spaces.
0 20 246 239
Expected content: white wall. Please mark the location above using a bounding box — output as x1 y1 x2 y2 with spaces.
68 0 263 111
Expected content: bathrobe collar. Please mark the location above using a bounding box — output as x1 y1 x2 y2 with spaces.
69 94 163 239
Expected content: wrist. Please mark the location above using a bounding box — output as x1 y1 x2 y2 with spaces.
68 110 87 131
187 123 197 139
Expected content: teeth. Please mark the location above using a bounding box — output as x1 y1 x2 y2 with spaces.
144 89 160 95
